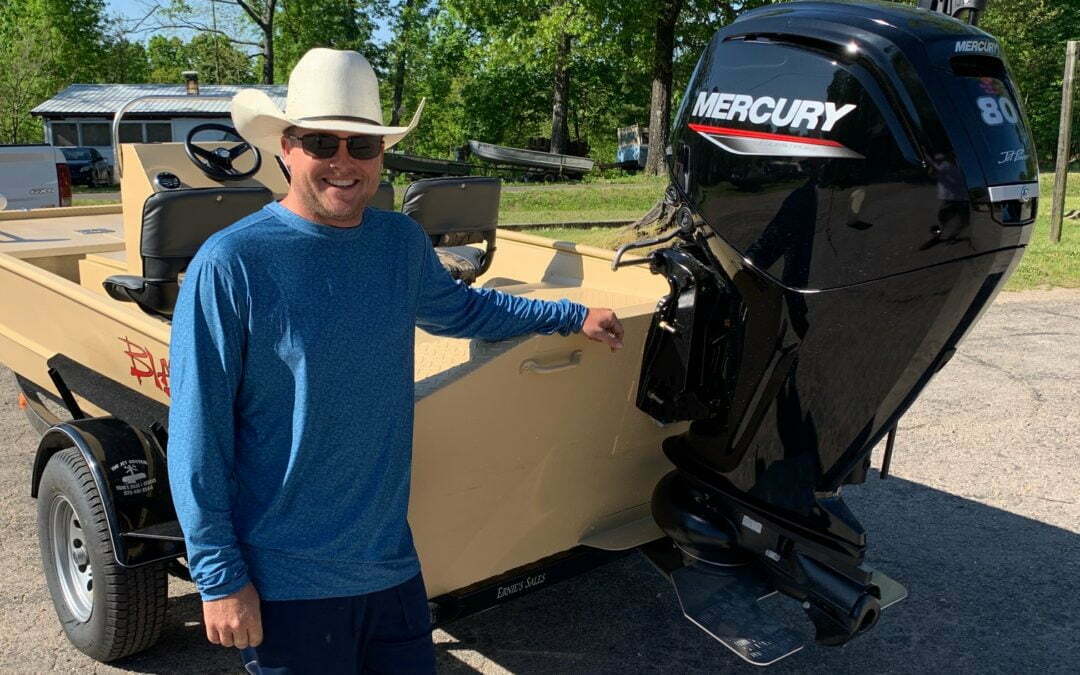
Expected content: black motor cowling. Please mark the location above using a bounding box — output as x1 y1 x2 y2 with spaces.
643 1 1036 646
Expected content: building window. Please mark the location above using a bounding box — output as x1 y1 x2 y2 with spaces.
81 122 111 147
52 123 79 146
119 123 144 143
146 123 172 143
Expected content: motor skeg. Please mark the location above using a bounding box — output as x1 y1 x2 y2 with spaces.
641 1 1036 648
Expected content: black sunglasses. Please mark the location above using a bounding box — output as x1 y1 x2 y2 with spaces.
286 133 383 160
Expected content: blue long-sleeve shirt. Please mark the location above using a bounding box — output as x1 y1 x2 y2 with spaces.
168 202 587 601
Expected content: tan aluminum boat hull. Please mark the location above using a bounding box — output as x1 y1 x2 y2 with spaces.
0 143 680 597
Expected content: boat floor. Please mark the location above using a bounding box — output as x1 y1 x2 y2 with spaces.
0 211 124 260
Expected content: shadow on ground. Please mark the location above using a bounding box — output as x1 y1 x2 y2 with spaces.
96 470 1078 674
432 470 1079 674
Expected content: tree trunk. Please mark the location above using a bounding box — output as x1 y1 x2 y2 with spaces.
644 0 683 176
233 1 276 83
390 0 417 126
550 31 572 155
262 36 274 84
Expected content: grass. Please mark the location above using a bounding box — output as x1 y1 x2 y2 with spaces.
497 176 666 225
69 198 121 206
528 172 1080 291
1004 172 1079 290
55 171 1080 289
71 185 119 193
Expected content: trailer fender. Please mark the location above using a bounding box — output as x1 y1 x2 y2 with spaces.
31 417 184 567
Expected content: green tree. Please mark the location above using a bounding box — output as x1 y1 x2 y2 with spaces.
274 0 380 82
445 0 617 154
189 33 258 83
385 0 432 126
0 5 52 142
147 36 185 83
643 1 771 175
980 0 1080 164
100 39 151 84
643 0 684 176
0 0 128 142
147 34 256 83
147 36 191 83
156 1 277 83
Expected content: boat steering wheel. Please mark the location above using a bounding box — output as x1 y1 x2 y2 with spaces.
184 123 262 181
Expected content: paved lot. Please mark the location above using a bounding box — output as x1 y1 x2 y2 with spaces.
1 289 1077 673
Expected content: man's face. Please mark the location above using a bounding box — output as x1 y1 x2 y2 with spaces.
279 127 383 228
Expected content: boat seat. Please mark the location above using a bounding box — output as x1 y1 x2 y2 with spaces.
103 186 273 319
371 181 394 210
403 177 500 285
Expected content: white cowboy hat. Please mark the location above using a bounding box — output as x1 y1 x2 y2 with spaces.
231 48 424 157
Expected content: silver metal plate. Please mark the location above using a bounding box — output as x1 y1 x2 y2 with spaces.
987 182 1039 203
671 564 804 666
867 567 908 609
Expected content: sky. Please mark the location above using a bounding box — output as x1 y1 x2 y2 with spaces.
105 0 393 46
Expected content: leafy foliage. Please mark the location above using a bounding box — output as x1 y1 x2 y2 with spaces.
0 0 1075 167
0 0 143 142
147 34 257 83
274 0 381 81
979 0 1080 164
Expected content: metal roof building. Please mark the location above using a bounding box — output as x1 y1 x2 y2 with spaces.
30 84 287 171
30 83 286 118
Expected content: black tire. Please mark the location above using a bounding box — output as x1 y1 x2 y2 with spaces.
36 448 168 662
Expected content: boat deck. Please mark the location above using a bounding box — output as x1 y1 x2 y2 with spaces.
0 208 664 405
0 211 124 260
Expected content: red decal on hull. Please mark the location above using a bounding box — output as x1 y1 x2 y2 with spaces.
119 336 170 397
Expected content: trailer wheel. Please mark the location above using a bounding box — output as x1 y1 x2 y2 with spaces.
36 448 168 662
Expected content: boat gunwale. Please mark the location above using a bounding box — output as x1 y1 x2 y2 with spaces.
0 251 171 343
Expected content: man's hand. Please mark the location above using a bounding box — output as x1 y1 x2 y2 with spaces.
203 582 263 649
582 307 624 350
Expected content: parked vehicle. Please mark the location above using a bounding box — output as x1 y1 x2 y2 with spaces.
0 145 72 210
0 0 1038 666
616 125 649 170
60 147 113 187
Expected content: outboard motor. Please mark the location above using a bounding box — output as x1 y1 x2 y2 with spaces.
620 0 1037 664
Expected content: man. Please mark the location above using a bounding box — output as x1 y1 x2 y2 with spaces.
167 48 624 673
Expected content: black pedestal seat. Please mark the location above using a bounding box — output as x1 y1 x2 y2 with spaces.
103 187 273 319
402 177 500 285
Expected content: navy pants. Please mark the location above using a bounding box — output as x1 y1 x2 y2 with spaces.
242 573 436 674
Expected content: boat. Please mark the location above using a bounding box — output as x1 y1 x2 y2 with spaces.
467 140 594 177
0 0 1038 666
1 117 677 663
383 150 472 177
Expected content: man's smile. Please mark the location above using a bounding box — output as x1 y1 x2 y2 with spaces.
322 178 360 189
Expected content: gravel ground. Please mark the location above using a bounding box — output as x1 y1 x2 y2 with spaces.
0 289 1077 674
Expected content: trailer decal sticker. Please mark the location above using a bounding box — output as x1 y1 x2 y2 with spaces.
110 459 157 497
495 573 547 599
688 123 864 159
119 336 170 397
